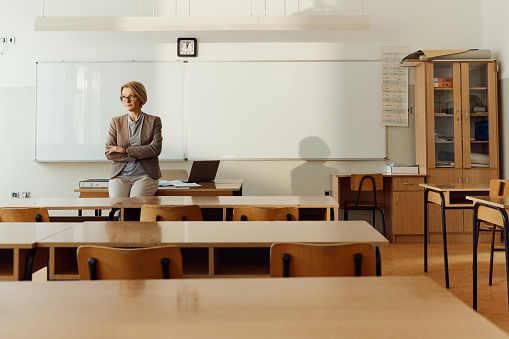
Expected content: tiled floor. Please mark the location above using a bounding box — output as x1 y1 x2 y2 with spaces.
380 242 509 334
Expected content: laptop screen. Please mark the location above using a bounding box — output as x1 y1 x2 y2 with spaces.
186 160 220 183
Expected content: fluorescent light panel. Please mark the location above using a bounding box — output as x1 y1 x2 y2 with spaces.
34 15 370 31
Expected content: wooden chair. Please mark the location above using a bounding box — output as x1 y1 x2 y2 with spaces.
232 207 299 221
343 174 386 237
270 243 375 277
0 207 50 281
77 245 183 280
0 207 50 222
481 180 509 285
140 205 204 221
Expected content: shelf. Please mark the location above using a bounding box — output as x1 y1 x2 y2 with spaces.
470 87 487 90
434 114 454 117
0 249 14 279
435 141 454 143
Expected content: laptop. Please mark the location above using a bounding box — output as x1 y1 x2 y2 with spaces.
185 160 220 183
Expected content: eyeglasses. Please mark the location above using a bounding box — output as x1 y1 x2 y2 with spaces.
120 94 137 102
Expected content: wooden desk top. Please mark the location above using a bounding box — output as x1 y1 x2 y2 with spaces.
113 195 339 209
331 172 425 178
420 183 490 192
37 220 388 248
0 197 128 210
0 222 75 249
74 179 245 194
467 195 509 209
0 276 506 338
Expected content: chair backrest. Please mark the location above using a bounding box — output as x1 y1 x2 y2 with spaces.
77 245 183 280
350 174 383 191
490 179 509 197
232 207 299 221
160 169 188 181
0 207 50 222
140 205 204 221
270 243 375 277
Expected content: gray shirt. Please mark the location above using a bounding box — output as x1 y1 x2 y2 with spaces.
120 113 147 178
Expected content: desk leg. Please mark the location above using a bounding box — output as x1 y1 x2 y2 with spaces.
376 247 381 276
504 216 509 310
424 189 429 273
438 191 450 289
473 203 479 311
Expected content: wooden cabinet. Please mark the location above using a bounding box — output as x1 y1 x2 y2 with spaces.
391 176 425 243
414 60 499 242
331 174 425 243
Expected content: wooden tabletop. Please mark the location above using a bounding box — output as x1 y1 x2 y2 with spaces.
420 183 490 192
74 179 245 194
112 195 339 209
0 222 75 249
0 276 506 338
467 195 509 209
37 220 388 248
0 197 128 210
331 172 425 177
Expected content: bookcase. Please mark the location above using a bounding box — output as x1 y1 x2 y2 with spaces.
414 60 499 242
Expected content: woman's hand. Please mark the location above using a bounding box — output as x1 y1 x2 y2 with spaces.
105 145 124 155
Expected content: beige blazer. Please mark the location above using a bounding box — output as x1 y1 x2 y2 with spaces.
105 113 162 180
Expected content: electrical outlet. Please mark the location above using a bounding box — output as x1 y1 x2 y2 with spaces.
324 190 331 196
0 37 6 43
11 192 18 198
7 37 15 44
22 191 29 198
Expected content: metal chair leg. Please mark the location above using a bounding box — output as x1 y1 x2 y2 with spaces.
489 226 497 286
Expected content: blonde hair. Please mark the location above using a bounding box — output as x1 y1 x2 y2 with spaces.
121 81 147 107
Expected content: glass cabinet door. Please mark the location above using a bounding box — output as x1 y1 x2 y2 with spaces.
461 62 491 169
432 63 461 168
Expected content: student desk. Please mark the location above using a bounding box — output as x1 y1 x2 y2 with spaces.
1 277 507 339
0 222 75 281
330 172 426 242
467 195 509 311
421 183 490 289
74 179 245 198
37 220 387 280
0 197 129 222
113 195 339 221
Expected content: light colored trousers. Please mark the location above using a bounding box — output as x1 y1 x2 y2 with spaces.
108 176 159 198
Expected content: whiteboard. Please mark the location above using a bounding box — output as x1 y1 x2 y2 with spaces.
186 61 385 159
36 62 185 161
36 60 385 161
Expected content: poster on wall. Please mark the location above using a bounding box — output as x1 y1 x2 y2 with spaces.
381 46 409 127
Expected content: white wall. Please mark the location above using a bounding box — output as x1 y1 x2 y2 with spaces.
482 0 509 178
0 0 486 199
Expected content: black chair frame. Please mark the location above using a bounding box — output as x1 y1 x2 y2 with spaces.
343 175 386 237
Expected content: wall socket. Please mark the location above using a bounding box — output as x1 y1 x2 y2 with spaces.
7 37 15 44
324 190 331 196
22 191 29 198
0 37 5 43
11 192 18 198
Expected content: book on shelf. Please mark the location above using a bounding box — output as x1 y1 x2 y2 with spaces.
79 179 109 188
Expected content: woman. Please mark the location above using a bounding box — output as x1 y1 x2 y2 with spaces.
105 81 162 197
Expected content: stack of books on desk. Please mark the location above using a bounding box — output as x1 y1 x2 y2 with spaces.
79 179 109 188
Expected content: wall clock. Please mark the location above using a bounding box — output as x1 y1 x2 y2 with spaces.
177 38 197 57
